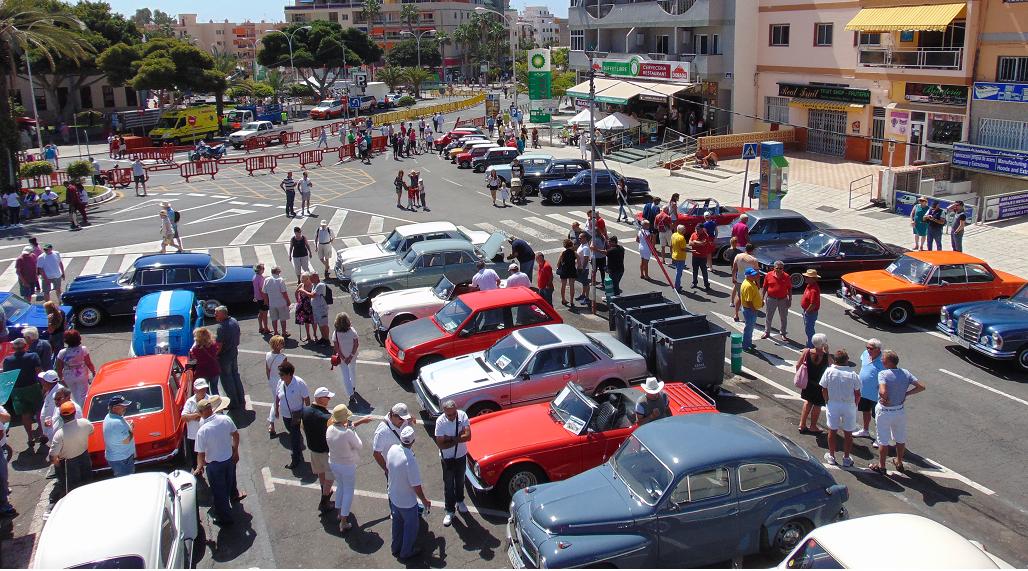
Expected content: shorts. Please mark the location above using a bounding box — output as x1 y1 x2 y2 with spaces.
269 305 290 322
133 174 146 183
593 258 607 272
314 307 329 327
576 267 589 287
309 451 333 478
255 299 269 311
10 384 43 416
825 402 858 432
292 256 311 275
659 229 672 245
875 405 907 445
857 397 877 412
317 244 334 260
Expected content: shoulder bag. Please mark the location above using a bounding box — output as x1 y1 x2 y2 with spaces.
793 349 809 390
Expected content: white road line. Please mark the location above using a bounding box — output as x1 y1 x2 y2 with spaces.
443 178 464 187
162 193 181 196
327 208 348 236
119 255 138 272
25 480 55 568
229 201 249 205
545 213 578 226
0 261 18 291
499 219 554 242
367 216 384 235
725 358 802 398
939 368 1028 407
275 214 311 243
475 222 502 234
921 456 996 495
342 238 363 248
253 203 274 208
79 255 108 277
524 216 570 235
244 394 254 411
230 222 266 246
210 195 229 199
369 234 386 243
254 245 276 266
222 247 243 267
187 193 207 197
261 467 276 493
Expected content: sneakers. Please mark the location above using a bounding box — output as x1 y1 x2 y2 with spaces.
872 440 880 448
823 452 838 465
853 429 870 438
841 457 854 468
456 501 469 514
442 512 453 527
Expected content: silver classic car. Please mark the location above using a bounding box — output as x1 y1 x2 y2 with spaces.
334 221 490 283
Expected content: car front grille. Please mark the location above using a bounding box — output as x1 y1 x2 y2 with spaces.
959 315 982 343
513 515 539 567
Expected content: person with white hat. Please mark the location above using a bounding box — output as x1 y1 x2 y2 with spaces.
387 425 430 560
314 219 335 280
326 404 372 533
37 370 62 443
635 377 671 426
504 263 531 289
372 403 417 481
302 387 337 512
193 395 240 527
180 378 211 469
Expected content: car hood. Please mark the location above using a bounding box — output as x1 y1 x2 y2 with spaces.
65 272 121 295
222 266 256 284
351 258 409 282
231 130 258 137
371 287 442 315
843 270 922 294
467 405 576 463
388 317 445 351
526 463 642 533
420 352 506 399
539 179 577 189
949 299 1028 326
337 243 388 267
623 176 648 187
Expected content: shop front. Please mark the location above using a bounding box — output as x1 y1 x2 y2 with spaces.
777 83 870 158
885 81 969 166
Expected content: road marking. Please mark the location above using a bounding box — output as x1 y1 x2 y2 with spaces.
499 219 554 242
474 222 502 234
261 467 276 493
327 208 348 236
222 247 243 267
523 216 569 235
443 178 464 187
253 203 274 208
230 222 266 246
237 348 388 366
187 193 207 197
162 193 181 196
244 394 254 411
79 255 108 277
119 255 138 272
254 245 276 266
725 357 801 398
0 262 18 291
187 208 258 226
342 238 363 248
939 368 1028 407
112 198 177 216
773 393 805 401
229 201 249 205
921 456 996 495
718 390 761 400
275 210 316 243
25 480 56 568
210 195 229 199
367 216 384 235
545 213 578 226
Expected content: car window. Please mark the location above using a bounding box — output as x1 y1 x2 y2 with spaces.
785 538 844 569
86 386 164 422
965 263 994 283
137 269 164 286
459 252 477 264
571 345 598 367
529 347 572 375
751 220 770 234
738 463 787 492
426 232 450 241
512 303 551 327
165 268 196 285
70 555 147 569
470 307 507 333
549 165 565 175
168 362 181 396
158 497 176 568
567 164 585 174
140 315 185 333
670 467 731 505
938 264 968 284
443 251 464 265
420 253 444 268
840 239 885 256
777 219 813 233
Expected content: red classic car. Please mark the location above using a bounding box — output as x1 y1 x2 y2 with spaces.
465 381 717 500
386 287 562 379
637 197 751 237
83 354 193 470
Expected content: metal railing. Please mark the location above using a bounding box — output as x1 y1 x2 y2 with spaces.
658 0 696 15
848 174 874 209
858 47 963 70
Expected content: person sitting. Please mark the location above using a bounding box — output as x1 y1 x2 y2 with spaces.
41 187 60 215
695 148 718 169
21 190 40 220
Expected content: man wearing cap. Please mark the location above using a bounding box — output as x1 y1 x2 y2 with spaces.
193 395 240 526
800 269 821 349
180 378 211 469
274 361 310 470
215 306 244 408
3 338 43 448
102 395 136 477
315 219 335 280
302 387 336 512
36 244 65 300
506 236 535 281
635 377 671 426
739 268 764 351
387 425 431 560
435 400 471 527
37 370 62 444
15 245 37 299
504 263 531 289
372 403 417 481
48 401 93 504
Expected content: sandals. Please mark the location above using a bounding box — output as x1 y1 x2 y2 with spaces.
891 459 907 473
869 464 887 474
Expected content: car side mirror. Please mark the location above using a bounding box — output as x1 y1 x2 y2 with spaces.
940 280 950 286
521 372 531 380
458 328 471 338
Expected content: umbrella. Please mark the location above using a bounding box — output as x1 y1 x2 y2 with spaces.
594 112 640 130
567 108 605 126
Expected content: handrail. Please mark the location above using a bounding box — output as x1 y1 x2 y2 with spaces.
848 174 874 209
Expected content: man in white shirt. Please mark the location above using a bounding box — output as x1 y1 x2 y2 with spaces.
41 187 59 216
132 158 146 196
315 220 335 280
274 361 310 469
48 401 94 505
819 350 862 468
38 370 62 443
297 171 314 216
434 400 471 527
471 261 500 291
387 426 431 560
43 386 81 444
180 378 210 469
262 267 291 338
504 263 531 289
373 403 417 480
193 395 240 527
36 243 65 300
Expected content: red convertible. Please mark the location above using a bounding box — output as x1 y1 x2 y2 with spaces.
637 197 751 236
465 381 716 500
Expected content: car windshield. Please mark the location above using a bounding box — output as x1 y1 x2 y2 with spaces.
522 158 550 171
611 435 673 505
86 386 164 422
0 294 30 318
202 260 226 281
117 268 135 286
434 298 473 333
400 249 419 268
1011 285 1028 305
550 385 595 435
139 315 185 333
226 111 246 122
381 230 404 252
242 122 262 131
887 255 935 284
70 555 147 569
483 334 532 375
796 232 837 256
155 117 179 129
585 334 614 358
433 277 456 300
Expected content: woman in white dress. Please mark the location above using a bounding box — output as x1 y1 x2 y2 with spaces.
326 404 371 533
637 220 653 280
264 335 287 436
333 313 359 403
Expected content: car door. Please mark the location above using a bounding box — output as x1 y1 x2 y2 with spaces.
158 492 181 568
935 264 976 307
511 347 576 405
735 462 791 554
568 344 605 393
777 218 816 245
463 307 512 354
657 466 738 566
832 238 884 277
511 303 555 333
443 251 477 285
965 263 1002 298
593 173 615 198
414 252 448 286
117 268 164 315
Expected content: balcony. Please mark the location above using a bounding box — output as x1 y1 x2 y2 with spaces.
568 0 719 29
858 47 963 70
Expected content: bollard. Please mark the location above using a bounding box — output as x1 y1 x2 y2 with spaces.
731 332 743 374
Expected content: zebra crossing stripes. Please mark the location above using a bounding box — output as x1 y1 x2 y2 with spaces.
473 222 502 234
79 256 109 277
523 216 569 236
341 238 363 248
222 247 243 267
119 255 137 272
498 219 554 243
544 213 578 227
367 216 384 235
254 246 276 270
230 222 266 246
0 262 18 292
274 208 318 243
327 209 348 236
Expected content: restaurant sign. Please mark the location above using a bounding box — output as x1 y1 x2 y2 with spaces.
593 56 691 82
778 83 870 105
904 83 968 106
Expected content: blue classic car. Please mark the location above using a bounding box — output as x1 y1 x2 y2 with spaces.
938 283 1028 371
507 414 848 569
63 253 256 328
131 290 204 357
0 292 73 340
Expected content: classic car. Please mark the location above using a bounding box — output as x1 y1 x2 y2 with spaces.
388 286 560 379
83 354 193 470
778 514 1012 569
539 169 650 205
413 323 646 418
33 471 199 569
484 153 554 185
456 143 504 169
349 234 509 305
335 222 491 283
464 381 716 500
756 229 905 289
131 290 204 357
712 209 820 263
939 284 1028 370
63 252 256 328
370 276 476 343
309 98 344 119
0 292 72 341
519 158 590 195
434 128 482 150
507 414 849 569
637 197 752 237
448 139 494 161
840 251 1027 326
471 147 521 172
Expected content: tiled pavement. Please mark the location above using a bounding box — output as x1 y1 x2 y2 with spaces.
717 152 885 193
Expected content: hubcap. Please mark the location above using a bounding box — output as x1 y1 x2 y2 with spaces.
777 522 804 549
552 193 563 204
890 307 907 324
79 308 100 327
508 471 538 495
1019 350 1028 370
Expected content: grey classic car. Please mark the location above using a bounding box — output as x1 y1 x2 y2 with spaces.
348 233 508 304
712 209 821 264
507 414 848 569
334 221 490 283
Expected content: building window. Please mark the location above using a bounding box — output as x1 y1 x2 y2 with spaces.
79 86 93 109
656 35 669 54
125 87 137 107
711 34 719 54
35 91 46 111
102 85 115 108
978 118 1028 151
858 32 880 46
997 56 1028 82
770 24 789 46
815 23 833 46
765 96 790 124
340 13 348 21
695 34 708 54
570 29 583 51
329 11 338 21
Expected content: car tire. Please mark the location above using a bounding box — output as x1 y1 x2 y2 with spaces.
718 247 737 264
523 183 536 196
548 190 565 205
460 161 469 169
1017 346 1028 372
789 272 805 290
201 299 221 318
75 305 104 328
414 355 443 373
473 164 484 173
885 302 913 326
467 401 500 418
593 379 624 397
499 464 547 501
769 518 812 556
389 315 416 330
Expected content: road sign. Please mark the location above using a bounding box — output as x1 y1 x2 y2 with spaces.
349 97 360 109
353 72 368 88
742 143 758 160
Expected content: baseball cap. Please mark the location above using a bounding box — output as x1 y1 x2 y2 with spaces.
745 267 759 277
22 246 32 254
399 425 416 444
314 387 336 399
509 263 519 272
193 377 209 390
43 243 53 249
59 402 77 416
391 403 412 420
38 370 59 383
108 395 132 408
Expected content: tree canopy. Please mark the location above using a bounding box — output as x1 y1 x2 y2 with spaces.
98 37 225 109
385 38 441 68
257 21 381 97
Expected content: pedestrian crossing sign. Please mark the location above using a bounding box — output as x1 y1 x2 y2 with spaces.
742 143 758 160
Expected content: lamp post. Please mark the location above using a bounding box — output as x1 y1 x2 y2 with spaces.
400 28 436 71
474 6 517 107
245 39 259 79
264 26 312 83
24 53 44 153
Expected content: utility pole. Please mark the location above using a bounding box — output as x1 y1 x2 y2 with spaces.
588 51 598 314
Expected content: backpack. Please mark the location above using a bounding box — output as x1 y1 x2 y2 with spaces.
323 284 334 305
173 210 181 223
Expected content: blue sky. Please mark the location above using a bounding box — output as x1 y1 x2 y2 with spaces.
94 0 568 23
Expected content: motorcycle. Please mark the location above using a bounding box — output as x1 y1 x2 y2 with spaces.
190 144 226 162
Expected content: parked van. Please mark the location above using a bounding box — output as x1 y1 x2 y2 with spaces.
149 106 219 144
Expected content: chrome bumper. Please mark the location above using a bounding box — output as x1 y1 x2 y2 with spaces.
412 376 443 418
348 281 368 304
937 325 1017 359
465 460 494 492
837 290 882 314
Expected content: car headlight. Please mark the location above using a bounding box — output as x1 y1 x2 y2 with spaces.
993 333 1003 349
397 349 405 361
867 294 877 305
473 462 481 478
940 307 949 323
840 286 849 296
980 334 991 346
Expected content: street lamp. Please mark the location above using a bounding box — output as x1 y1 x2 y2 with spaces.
400 28 436 71
264 26 312 83
15 22 47 153
474 6 518 106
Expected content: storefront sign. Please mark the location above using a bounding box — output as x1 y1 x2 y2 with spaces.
904 83 968 106
984 190 1028 221
952 143 1028 178
973 82 1028 103
777 83 870 105
592 56 692 82
638 93 667 103
895 191 976 223
887 110 910 138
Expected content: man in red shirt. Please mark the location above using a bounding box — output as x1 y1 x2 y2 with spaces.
654 209 672 259
731 214 750 248
535 252 554 306
587 209 607 239
801 269 821 348
761 261 792 339
688 226 712 290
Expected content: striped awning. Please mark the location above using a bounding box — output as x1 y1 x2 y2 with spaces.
789 98 865 111
844 3 965 32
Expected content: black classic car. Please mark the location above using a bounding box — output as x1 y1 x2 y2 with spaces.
519 158 590 195
538 169 650 205
713 209 820 264
754 229 905 288
62 252 256 327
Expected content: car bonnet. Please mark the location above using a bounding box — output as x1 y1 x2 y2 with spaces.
388 317 445 351
524 463 643 533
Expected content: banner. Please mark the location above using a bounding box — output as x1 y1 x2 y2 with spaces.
527 48 552 101
973 82 1028 104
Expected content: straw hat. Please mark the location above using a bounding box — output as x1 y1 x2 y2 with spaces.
329 404 352 426
197 395 231 413
802 269 821 279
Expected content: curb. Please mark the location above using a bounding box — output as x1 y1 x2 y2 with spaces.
88 186 116 205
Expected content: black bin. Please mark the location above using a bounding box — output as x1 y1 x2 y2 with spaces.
637 314 707 371
616 300 679 345
607 291 667 332
628 305 689 358
652 316 730 390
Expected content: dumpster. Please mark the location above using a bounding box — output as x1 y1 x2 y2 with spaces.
607 291 667 332
615 300 679 345
636 314 707 371
652 316 730 391
627 305 690 358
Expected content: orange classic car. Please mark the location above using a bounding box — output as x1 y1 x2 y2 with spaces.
83 354 193 470
839 251 1027 326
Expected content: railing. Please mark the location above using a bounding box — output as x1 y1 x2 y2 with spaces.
858 47 963 70
977 118 1028 153
849 174 874 209
658 0 696 15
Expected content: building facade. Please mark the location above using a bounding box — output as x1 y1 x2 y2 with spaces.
516 6 562 48
170 14 286 73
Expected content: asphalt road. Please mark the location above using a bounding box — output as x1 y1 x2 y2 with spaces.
2 99 1027 568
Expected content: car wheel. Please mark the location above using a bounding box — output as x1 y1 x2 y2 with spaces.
771 518 811 556
201 299 221 318
549 190 565 205
523 183 536 196
389 315 416 330
718 247 737 264
473 165 484 173
415 355 443 372
467 401 500 418
789 272 804 289
75 305 104 328
499 464 546 501
885 302 913 326
1017 346 1028 372
460 161 469 169
593 379 624 397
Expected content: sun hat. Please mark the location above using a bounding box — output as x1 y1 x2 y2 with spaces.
320 220 328 226
642 376 665 394
330 404 352 425
314 387 336 399
802 269 821 279
391 402 412 420
193 378 209 390
197 395 231 413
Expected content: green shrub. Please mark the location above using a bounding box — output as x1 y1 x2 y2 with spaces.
66 159 93 180
397 95 416 107
19 160 53 178
288 83 314 97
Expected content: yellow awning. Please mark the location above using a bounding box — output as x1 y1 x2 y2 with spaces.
844 3 965 32
789 98 864 111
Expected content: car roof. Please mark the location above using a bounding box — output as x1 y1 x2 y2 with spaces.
554 158 587 164
819 228 877 240
517 153 553 160
136 290 196 317
748 209 805 220
90 355 176 393
410 239 475 254
395 222 459 236
458 287 546 310
36 473 168 568
133 252 211 268
490 147 519 152
514 324 587 349
636 414 791 468
805 514 1005 568
904 250 987 265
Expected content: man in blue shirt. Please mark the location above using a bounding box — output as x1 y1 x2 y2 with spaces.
870 350 925 475
855 338 883 439
215 307 244 409
506 236 535 280
102 395 136 476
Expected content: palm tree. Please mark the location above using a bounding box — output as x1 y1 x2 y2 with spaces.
399 3 419 34
452 22 474 82
360 0 382 28
376 65 405 92
403 67 431 99
263 68 286 103
433 30 450 83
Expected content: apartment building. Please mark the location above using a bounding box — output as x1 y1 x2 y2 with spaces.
517 6 562 48
171 14 286 70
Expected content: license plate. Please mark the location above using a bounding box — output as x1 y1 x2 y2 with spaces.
951 334 971 349
508 545 525 569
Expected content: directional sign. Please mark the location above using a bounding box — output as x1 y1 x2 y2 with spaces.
349 97 361 109
742 143 758 160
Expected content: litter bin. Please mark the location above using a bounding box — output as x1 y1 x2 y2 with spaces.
652 316 730 391
627 305 690 359
616 300 679 345
636 314 707 371
607 291 667 332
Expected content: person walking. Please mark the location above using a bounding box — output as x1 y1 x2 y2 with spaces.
274 361 310 470
800 269 821 348
688 225 712 290
179 377 210 469
65 181 89 228
855 338 884 439
310 274 331 344
15 246 38 300
796 333 830 435
289 228 313 283
636 220 653 280
280 172 298 218
332 312 360 404
253 264 270 335
263 267 291 337
732 243 759 321
761 261 791 340
486 170 500 206
535 252 554 306
557 239 577 307
193 395 240 527
317 128 328 149
264 335 287 436
302 387 337 513
298 171 314 217
161 202 184 252
3 338 42 446
911 196 929 250
132 158 147 197
820 350 861 467
949 200 967 252
214 307 244 407
614 178 629 223
671 225 688 293
102 395 136 477
739 268 763 351
870 350 926 474
394 170 407 209
388 426 430 560
315 220 335 280
47 401 93 505
435 400 471 527
37 244 65 301
327 404 370 533
925 200 945 251
295 274 316 343
159 210 178 254
189 327 221 395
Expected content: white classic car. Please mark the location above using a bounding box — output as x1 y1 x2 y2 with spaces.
370 276 475 343
334 221 490 283
34 471 199 569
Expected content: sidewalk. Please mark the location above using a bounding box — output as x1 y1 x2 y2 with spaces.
540 143 1028 278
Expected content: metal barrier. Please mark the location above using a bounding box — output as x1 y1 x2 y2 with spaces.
146 163 178 173
180 160 218 182
127 148 175 163
849 174 875 209
246 155 278 176
281 131 302 147
245 137 270 153
300 149 323 168
102 168 134 188
217 157 247 166
338 145 353 162
371 136 387 154
309 127 324 141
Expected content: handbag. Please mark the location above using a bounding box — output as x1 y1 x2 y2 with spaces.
793 352 809 390
330 353 342 368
